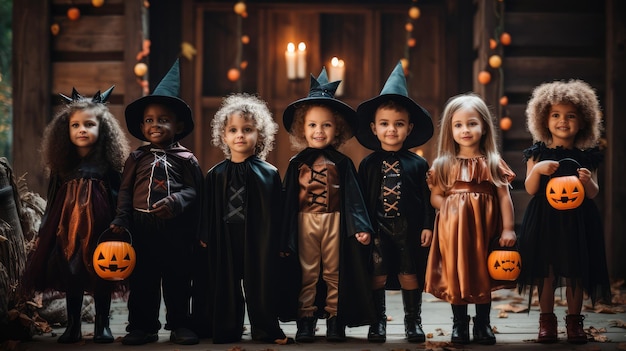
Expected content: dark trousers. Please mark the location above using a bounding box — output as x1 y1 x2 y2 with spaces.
126 211 194 333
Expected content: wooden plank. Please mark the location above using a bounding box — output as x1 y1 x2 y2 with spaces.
12 0 51 197
52 15 125 52
52 0 123 4
503 57 605 94
52 61 126 95
504 13 604 48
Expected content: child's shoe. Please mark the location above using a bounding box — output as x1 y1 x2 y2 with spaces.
325 315 346 342
122 330 158 345
472 316 496 345
170 327 199 345
295 316 317 343
565 314 588 344
537 312 558 343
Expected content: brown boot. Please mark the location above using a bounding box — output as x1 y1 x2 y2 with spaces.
537 313 557 343
565 314 587 344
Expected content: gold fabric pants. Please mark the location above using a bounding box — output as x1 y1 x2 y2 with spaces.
297 212 341 318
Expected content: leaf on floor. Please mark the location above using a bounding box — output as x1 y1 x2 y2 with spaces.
493 303 528 313
609 319 626 328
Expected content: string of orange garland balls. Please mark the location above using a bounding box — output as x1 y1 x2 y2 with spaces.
400 0 421 77
477 0 512 132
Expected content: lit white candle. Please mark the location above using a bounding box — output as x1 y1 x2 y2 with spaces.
285 42 296 80
296 42 307 79
328 57 346 96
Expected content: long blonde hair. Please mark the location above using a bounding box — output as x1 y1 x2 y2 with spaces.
431 93 507 190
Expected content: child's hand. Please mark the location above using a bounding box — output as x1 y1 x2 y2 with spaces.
420 229 433 247
355 232 370 245
577 167 592 185
535 160 560 176
109 224 125 234
498 229 517 247
151 198 174 219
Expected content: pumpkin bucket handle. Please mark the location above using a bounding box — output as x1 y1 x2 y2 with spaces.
551 158 582 178
96 227 133 246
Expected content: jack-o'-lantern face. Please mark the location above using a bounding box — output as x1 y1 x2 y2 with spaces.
545 158 585 210
488 249 521 281
546 175 584 210
93 241 136 281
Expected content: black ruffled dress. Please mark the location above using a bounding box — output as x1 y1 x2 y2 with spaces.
517 142 610 304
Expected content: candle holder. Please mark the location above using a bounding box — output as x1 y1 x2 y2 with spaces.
287 77 307 96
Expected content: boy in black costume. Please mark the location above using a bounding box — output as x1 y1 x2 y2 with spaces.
355 61 435 343
110 59 203 346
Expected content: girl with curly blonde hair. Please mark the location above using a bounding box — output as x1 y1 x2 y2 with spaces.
22 87 130 344
194 93 291 344
518 79 610 345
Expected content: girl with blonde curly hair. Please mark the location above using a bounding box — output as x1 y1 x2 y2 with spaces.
22 87 130 344
194 93 291 344
517 80 610 345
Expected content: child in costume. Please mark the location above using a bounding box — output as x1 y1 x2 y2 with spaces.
110 59 203 346
517 80 610 344
425 93 517 345
193 93 291 344
355 61 435 343
22 87 129 344
281 68 375 343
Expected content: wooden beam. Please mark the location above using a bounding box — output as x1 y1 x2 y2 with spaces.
12 0 51 196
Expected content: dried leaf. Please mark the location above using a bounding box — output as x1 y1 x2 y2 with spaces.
493 303 528 313
497 310 509 318
434 327 448 336
609 319 626 328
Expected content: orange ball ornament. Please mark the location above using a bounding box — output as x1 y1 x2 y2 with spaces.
407 38 416 47
489 38 497 50
241 35 250 44
134 63 148 77
50 23 60 36
477 71 491 85
67 7 80 21
233 1 246 15
500 32 512 46
488 55 502 68
499 117 512 131
405 23 414 32
408 6 420 19
227 68 241 82
499 95 509 106
92 0 105 7
240 61 248 70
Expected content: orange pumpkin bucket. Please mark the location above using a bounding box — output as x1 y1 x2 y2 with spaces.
487 248 522 281
545 158 585 210
92 228 136 281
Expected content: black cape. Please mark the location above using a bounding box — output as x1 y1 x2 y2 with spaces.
357 149 435 289
192 156 285 343
279 147 376 327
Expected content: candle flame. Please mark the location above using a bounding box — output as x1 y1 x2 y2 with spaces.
331 57 344 68
298 42 306 51
287 42 295 52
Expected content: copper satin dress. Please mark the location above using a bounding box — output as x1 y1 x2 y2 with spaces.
425 156 514 305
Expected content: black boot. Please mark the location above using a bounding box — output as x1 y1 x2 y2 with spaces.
58 295 83 344
473 303 496 345
295 316 317 343
402 289 426 343
451 304 470 344
326 315 346 342
368 288 386 343
93 293 113 344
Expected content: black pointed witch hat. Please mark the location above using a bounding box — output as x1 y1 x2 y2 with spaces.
124 58 194 142
282 67 357 136
356 60 433 150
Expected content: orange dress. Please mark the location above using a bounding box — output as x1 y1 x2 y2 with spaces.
425 157 514 305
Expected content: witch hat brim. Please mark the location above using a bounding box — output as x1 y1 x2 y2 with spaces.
125 59 194 142
283 68 357 136
356 61 433 150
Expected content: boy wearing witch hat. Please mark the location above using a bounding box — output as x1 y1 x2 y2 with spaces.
110 58 203 346
356 61 435 343
280 68 376 343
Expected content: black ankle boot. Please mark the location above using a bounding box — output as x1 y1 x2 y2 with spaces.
326 315 346 342
93 293 113 343
473 303 496 345
58 295 83 344
402 289 426 343
451 304 470 344
295 316 317 343
367 288 386 343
